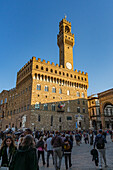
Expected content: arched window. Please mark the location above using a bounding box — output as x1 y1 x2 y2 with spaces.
65 26 70 33
83 108 85 113
67 90 70 95
52 104 55 111
77 91 80 97
77 107 80 113
36 65 38 69
82 92 85 98
52 87 56 93
41 66 44 70
37 84 41 90
45 86 49 92
59 89 62 94
35 103 40 110
44 104 48 111
50 69 53 73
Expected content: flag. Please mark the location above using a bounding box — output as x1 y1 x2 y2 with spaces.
58 103 65 108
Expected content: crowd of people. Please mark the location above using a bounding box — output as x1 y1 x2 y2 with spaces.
0 126 113 170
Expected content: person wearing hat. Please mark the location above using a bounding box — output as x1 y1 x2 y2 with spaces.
94 129 108 170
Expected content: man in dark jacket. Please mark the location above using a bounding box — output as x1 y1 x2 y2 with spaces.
94 129 108 170
51 131 63 170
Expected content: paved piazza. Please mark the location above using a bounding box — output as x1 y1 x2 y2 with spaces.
39 135 113 170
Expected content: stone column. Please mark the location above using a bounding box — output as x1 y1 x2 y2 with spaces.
100 105 105 129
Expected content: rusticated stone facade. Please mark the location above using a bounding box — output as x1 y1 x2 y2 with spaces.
0 17 89 130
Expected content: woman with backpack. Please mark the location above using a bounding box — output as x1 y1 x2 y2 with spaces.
63 136 72 170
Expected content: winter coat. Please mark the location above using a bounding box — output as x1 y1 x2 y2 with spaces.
10 146 39 170
0 146 17 167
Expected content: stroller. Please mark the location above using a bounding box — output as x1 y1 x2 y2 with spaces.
90 148 99 166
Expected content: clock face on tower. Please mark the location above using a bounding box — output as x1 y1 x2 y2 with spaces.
66 62 72 70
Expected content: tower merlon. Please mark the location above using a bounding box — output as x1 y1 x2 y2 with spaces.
42 59 46 63
32 56 36 60
51 62 55 66
38 58 41 62
60 65 63 68
47 61 50 64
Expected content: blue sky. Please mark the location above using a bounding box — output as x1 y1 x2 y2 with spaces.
0 0 113 96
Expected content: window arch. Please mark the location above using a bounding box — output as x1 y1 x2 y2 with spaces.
65 26 70 33
77 107 80 113
52 104 55 111
52 87 56 93
41 66 44 70
50 69 53 73
82 92 85 98
77 91 80 97
44 104 48 111
37 84 41 90
35 103 40 109
59 89 62 94
45 85 49 92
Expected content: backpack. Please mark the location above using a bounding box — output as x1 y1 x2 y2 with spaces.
96 136 105 149
75 134 80 141
64 141 70 150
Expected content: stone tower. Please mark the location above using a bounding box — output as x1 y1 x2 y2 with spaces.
57 16 75 70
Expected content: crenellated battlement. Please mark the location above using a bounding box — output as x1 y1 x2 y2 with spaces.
17 56 88 78
32 56 87 76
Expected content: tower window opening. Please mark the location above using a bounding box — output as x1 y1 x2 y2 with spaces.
41 66 44 70
36 65 38 69
50 69 53 73
65 26 70 33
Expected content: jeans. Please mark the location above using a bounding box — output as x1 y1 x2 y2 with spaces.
98 149 107 169
64 153 72 169
38 150 46 165
53 147 62 170
47 150 54 166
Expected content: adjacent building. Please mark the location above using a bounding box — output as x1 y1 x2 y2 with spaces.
88 88 113 130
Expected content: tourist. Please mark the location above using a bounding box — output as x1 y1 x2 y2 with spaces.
89 130 94 145
45 134 54 167
51 131 63 170
36 136 46 165
10 134 39 170
83 131 89 144
63 136 72 170
75 131 81 146
94 129 108 170
0 136 17 168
